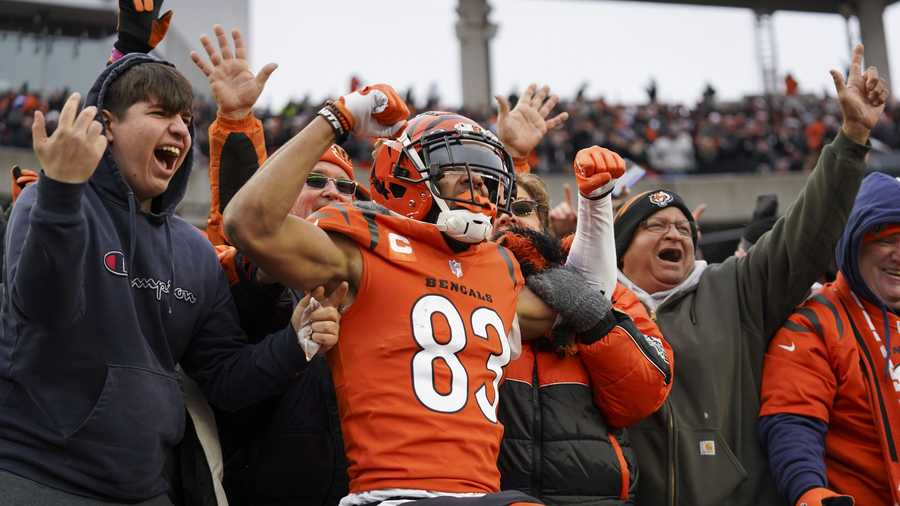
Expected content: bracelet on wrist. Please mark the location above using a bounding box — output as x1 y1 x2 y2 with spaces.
317 106 348 144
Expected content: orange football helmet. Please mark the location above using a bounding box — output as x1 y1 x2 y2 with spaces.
369 111 516 243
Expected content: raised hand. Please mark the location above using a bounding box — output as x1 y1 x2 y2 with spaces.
335 84 409 138
292 282 350 359
496 83 569 159
573 146 626 198
549 183 577 238
191 25 277 121
831 44 890 144
32 93 107 184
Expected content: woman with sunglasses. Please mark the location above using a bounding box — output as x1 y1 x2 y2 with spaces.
491 149 674 506
196 29 368 506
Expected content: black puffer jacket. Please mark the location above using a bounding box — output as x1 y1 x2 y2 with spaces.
495 229 672 506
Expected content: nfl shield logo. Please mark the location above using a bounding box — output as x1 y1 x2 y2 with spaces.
449 259 463 278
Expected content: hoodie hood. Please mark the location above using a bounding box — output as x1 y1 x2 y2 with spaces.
85 53 194 216
836 172 900 306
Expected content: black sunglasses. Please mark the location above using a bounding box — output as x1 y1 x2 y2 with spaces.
510 200 543 217
305 174 357 195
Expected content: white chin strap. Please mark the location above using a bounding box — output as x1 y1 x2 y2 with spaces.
433 197 493 244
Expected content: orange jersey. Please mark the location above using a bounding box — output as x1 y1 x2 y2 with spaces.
311 202 525 495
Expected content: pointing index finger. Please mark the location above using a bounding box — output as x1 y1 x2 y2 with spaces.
849 44 864 78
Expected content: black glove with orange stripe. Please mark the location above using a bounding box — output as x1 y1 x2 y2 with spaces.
114 0 173 56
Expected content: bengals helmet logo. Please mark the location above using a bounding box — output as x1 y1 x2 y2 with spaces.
648 191 674 208
103 251 127 277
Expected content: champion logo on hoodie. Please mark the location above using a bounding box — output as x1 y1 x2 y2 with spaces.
103 251 128 276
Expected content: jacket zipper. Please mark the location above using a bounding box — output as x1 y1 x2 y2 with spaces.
667 399 677 506
530 352 543 496
840 300 899 461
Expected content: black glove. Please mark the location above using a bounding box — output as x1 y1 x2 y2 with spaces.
525 266 613 335
114 0 173 55
821 497 854 506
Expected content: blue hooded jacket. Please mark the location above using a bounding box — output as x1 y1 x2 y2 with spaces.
0 54 308 501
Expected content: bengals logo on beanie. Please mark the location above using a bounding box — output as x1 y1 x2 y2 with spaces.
318 144 370 200
614 189 698 262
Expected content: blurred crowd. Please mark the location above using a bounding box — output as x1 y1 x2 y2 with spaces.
4 81 900 176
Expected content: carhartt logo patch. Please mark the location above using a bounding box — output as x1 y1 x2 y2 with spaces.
699 440 716 456
648 191 673 207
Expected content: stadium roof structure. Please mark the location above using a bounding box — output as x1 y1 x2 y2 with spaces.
0 0 116 39
605 0 898 14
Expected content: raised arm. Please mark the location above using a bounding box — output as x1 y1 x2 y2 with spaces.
191 25 273 245
8 93 106 323
738 44 890 340
566 146 625 297
195 29 408 292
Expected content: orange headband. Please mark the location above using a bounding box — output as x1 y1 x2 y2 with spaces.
864 224 900 243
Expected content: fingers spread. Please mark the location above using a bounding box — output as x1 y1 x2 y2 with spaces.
214 25 233 60
538 94 559 118
256 63 279 87
495 95 510 118
531 85 550 109
191 51 213 77
31 110 47 146
545 111 568 131
519 83 536 106
200 34 221 66
232 29 247 60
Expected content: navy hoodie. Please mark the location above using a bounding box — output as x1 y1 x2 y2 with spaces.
0 54 308 501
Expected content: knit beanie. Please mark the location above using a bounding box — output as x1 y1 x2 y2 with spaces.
614 189 698 261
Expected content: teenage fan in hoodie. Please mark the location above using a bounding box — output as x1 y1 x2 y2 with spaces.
0 44 345 506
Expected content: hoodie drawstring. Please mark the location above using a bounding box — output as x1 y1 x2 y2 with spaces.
164 216 174 315
127 190 137 277
881 305 893 381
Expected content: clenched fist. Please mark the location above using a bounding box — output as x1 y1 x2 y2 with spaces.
573 146 626 198
32 93 107 184
335 84 409 138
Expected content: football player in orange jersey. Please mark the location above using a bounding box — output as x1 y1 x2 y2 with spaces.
220 60 574 506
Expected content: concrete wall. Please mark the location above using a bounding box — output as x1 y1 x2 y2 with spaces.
2 146 811 229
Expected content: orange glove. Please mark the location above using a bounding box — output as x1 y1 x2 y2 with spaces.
796 488 854 506
573 146 626 198
10 166 39 204
335 84 409 138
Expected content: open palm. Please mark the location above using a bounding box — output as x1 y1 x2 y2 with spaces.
191 25 277 120
497 84 568 160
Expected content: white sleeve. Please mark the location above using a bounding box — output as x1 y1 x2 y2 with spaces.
507 315 522 360
564 189 617 298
